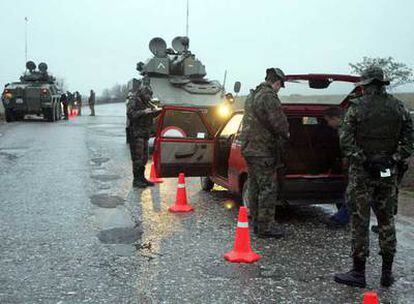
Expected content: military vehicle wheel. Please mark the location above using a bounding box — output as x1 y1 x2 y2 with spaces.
5 109 16 122
200 177 214 191
44 108 55 122
14 113 24 121
55 104 61 120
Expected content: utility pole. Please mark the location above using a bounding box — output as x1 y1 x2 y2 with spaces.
186 0 189 37
25 17 28 66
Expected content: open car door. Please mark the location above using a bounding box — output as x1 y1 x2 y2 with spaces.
153 106 215 178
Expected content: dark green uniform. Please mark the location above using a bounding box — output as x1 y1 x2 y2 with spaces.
127 86 160 188
335 66 413 288
89 90 95 116
239 82 289 234
341 86 413 260
75 91 82 115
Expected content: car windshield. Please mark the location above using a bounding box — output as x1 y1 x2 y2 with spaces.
281 79 356 105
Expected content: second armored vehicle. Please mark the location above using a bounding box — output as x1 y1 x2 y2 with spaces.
2 61 62 122
135 36 239 131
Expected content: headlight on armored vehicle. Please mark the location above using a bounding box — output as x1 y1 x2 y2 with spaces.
4 93 13 100
217 103 231 118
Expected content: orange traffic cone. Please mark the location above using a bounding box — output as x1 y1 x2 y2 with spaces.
362 292 379 304
149 163 163 183
168 173 194 213
224 206 261 263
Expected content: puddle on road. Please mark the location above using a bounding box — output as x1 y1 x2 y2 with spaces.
91 174 121 181
90 157 110 166
0 151 19 161
90 194 125 208
97 226 143 244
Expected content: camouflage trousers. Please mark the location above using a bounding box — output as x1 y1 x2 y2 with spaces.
245 157 278 226
347 163 397 259
89 104 95 116
129 136 149 178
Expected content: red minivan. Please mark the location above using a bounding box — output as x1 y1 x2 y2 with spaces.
153 74 360 207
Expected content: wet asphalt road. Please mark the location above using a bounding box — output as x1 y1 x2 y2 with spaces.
0 103 413 304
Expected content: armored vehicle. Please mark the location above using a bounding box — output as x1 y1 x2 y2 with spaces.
135 36 239 131
2 61 62 122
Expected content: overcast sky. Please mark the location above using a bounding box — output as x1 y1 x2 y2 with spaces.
1 0 413 95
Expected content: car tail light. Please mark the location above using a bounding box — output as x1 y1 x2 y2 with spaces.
4 89 10 94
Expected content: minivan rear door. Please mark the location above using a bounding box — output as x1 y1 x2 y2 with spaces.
153 106 215 178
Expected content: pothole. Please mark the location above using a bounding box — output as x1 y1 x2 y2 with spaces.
90 194 125 208
97 227 142 244
91 174 120 181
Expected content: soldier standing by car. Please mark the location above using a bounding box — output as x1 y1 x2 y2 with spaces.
127 85 161 188
239 67 289 238
75 91 82 115
334 66 413 288
89 89 96 116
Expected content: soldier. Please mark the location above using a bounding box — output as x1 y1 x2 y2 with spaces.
127 85 161 188
60 92 69 120
67 91 74 115
89 89 96 116
320 107 350 228
75 91 82 115
239 67 289 238
334 66 413 288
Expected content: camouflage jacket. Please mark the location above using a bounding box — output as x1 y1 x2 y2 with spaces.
127 93 157 138
88 93 95 105
340 87 413 163
239 82 289 157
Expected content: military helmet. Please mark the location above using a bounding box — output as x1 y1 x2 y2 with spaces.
266 67 286 87
356 66 390 86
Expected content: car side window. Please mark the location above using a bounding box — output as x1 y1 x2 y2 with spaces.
161 110 210 139
219 114 243 138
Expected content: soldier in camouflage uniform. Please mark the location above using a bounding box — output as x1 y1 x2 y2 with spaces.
334 67 413 288
239 68 289 238
127 85 161 188
89 90 96 116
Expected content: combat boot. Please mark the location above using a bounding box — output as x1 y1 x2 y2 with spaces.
380 255 394 287
132 167 148 188
142 178 155 187
334 258 366 288
255 222 284 239
132 178 148 188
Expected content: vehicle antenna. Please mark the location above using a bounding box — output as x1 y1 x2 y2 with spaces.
186 0 189 37
24 17 29 69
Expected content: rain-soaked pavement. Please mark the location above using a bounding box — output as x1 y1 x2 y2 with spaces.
0 103 413 304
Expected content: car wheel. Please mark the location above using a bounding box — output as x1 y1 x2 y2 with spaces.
241 179 250 209
200 177 214 191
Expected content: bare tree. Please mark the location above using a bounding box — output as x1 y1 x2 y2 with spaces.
349 57 414 90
